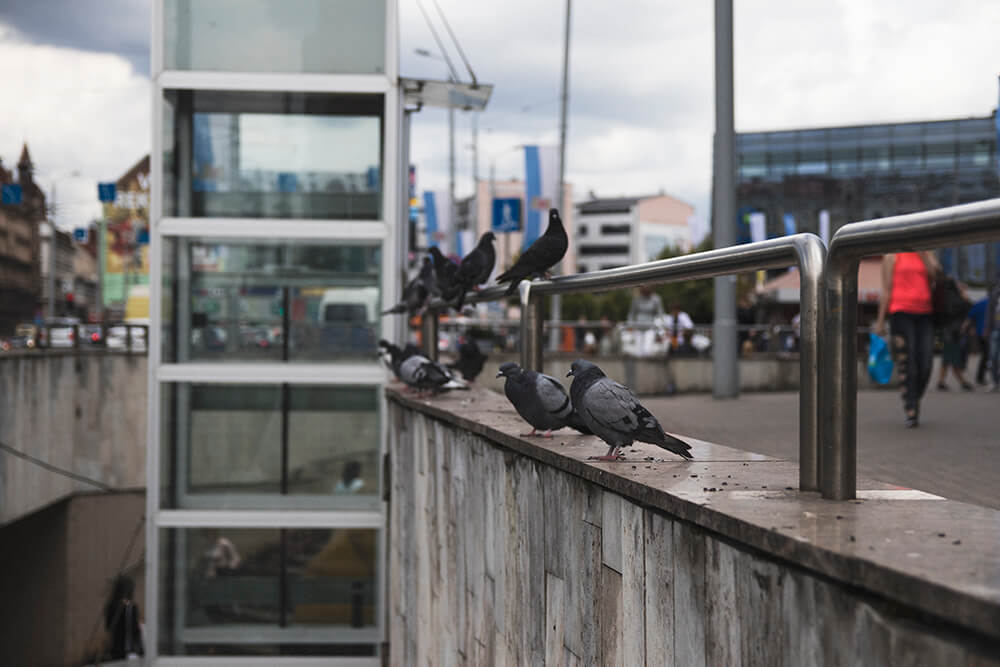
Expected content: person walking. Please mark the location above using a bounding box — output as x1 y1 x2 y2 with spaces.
989 283 1000 392
874 251 940 427
628 286 666 357
104 575 144 660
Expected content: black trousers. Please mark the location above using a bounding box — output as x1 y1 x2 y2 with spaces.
889 313 934 414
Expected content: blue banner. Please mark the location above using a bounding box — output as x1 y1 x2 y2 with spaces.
523 146 542 247
97 182 116 203
424 191 439 248
783 213 796 237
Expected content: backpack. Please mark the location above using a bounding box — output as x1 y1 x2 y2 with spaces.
932 276 970 329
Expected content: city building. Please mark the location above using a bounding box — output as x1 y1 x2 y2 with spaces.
148 1 400 662
737 112 1000 283
38 223 76 319
0 144 43 333
574 194 694 273
102 155 151 319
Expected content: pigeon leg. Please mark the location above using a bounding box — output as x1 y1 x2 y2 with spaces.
520 428 538 437
540 430 554 438
589 445 624 462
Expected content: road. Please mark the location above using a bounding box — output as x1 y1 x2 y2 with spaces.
643 359 999 509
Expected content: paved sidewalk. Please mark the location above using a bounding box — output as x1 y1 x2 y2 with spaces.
643 372 1000 509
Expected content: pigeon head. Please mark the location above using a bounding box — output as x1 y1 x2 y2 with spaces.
548 209 563 228
481 231 497 244
567 358 602 378
496 361 523 379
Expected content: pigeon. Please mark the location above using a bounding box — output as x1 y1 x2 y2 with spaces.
448 337 488 382
567 359 692 461
381 256 434 316
379 339 466 393
429 246 464 305
378 339 421 378
451 232 497 310
496 362 592 437
495 208 568 295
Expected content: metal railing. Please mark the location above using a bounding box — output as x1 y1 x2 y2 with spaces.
822 198 1000 500
422 233 826 491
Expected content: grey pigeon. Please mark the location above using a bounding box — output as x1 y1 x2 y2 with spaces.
378 339 420 378
382 256 434 316
496 362 592 437
567 359 692 461
379 339 466 393
495 208 568 295
452 232 497 310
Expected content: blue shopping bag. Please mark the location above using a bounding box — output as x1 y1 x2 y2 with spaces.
867 332 894 385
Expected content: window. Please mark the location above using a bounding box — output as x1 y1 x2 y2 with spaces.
599 223 630 235
163 90 383 220
578 224 587 237
164 0 386 74
161 239 381 363
578 245 629 256
158 526 379 656
160 384 380 509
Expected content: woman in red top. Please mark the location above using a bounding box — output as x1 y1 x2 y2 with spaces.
874 251 940 427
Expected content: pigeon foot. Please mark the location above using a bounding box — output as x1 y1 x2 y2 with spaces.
588 453 626 462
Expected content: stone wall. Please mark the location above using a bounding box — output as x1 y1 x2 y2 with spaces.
387 391 1000 666
0 351 147 524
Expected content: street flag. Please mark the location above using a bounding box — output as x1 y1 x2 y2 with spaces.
819 210 831 246
783 213 797 237
423 190 453 256
523 145 559 249
748 212 766 243
455 229 474 259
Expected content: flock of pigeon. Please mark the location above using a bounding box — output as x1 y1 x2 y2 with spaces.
379 206 692 463
381 208 569 317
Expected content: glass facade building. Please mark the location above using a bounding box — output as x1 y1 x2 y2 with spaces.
737 115 1000 282
149 1 399 662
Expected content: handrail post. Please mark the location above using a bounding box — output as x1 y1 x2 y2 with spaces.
821 254 859 500
421 310 438 361
794 234 826 492
519 281 544 372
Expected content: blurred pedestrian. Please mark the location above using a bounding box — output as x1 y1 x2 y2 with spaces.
104 575 144 660
989 284 1000 391
874 251 940 427
936 282 973 391
628 286 665 357
664 302 694 353
967 294 991 385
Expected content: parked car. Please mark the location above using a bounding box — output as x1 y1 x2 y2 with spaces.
106 324 147 351
82 324 104 347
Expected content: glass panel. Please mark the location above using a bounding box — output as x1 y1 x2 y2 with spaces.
164 0 386 74
861 146 889 171
925 143 956 171
161 239 380 363
160 383 380 509
891 143 922 170
958 141 991 166
158 527 379 656
163 90 382 220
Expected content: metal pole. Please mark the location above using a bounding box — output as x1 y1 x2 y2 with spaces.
397 108 412 346
712 0 738 398
449 101 456 254
551 0 572 352
821 199 1000 499
519 281 544 372
421 310 439 361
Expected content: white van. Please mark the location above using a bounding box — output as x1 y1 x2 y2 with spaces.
316 287 379 355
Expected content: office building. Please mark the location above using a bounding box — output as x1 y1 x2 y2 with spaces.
574 194 694 273
737 113 999 282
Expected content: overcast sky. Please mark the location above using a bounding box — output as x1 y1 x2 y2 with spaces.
1 0 998 229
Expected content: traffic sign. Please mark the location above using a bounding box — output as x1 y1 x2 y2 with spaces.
73 227 89 242
491 198 522 233
98 182 116 202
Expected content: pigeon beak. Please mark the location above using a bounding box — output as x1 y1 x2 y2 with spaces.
566 369 574 377
496 371 504 378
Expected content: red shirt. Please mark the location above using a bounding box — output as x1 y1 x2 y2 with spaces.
888 253 933 314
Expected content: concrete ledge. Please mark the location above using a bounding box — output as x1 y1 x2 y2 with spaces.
387 385 1000 646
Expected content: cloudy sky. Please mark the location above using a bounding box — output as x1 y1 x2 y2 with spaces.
1 0 998 229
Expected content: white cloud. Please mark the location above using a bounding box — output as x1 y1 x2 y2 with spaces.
0 28 149 229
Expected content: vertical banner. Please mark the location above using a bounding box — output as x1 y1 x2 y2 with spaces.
523 145 559 249
423 190 453 257
783 213 797 237
748 212 766 243
819 209 831 246
456 229 475 259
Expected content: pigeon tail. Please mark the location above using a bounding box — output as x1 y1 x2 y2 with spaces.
637 429 693 459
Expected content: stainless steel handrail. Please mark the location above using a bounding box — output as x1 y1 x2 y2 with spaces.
822 198 1000 500
423 233 826 491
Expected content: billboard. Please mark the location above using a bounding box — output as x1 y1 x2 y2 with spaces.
102 156 150 312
